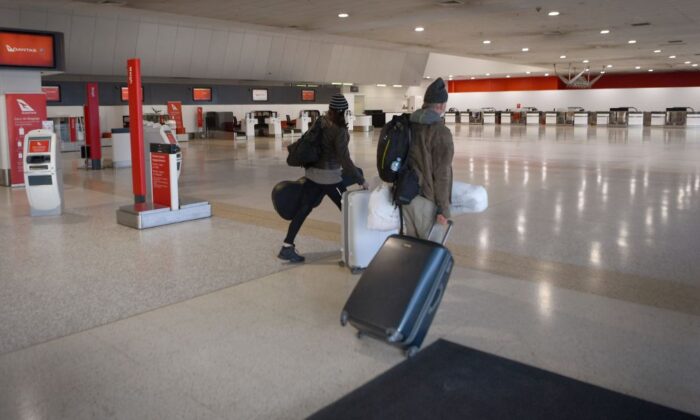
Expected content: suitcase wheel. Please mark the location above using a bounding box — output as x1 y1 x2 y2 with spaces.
340 311 349 327
405 346 419 358
350 267 364 275
356 330 364 339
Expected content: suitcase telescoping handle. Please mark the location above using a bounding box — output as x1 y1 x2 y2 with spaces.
427 220 453 245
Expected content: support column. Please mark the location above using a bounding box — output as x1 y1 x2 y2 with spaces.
85 82 101 169
127 58 146 203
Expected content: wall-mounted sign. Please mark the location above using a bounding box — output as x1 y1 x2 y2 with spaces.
121 86 144 102
42 86 61 102
301 89 315 102
252 89 268 102
0 29 63 70
193 88 212 102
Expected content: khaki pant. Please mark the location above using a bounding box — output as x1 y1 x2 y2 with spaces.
402 195 437 239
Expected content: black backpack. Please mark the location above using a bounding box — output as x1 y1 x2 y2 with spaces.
377 114 419 206
287 119 323 167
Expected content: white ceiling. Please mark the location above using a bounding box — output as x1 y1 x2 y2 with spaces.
3 0 700 81
69 0 700 76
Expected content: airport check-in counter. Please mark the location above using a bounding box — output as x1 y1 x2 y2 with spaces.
545 112 558 125
609 107 637 126
666 107 696 126
354 115 373 131
687 112 700 127
111 128 131 168
252 111 277 136
468 110 483 124
483 109 500 124
509 110 527 125
265 115 282 137
595 112 610 126
651 111 667 126
628 111 644 127
444 112 458 124
385 112 403 124
574 112 591 126
526 111 542 125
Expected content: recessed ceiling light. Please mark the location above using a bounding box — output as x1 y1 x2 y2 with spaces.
600 29 610 34
544 73 549 76
448 74 453 77
414 27 425 32
585 69 590 72
685 61 692 64
393 84 403 88
483 40 491 44
522 47 529 52
635 66 641 69
338 13 349 18
506 75 511 78
376 84 386 87
485 73 491 76
653 49 661 53
693 64 699 67
606 64 613 68
669 55 676 59
601 71 606 74
424 76 431 79
343 82 353 86
548 11 560 16
470 77 475 80
628 40 637 44
331 82 342 85
649 69 654 72
560 55 567 59
526 71 531 74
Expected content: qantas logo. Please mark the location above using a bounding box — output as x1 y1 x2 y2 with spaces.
171 104 177 111
17 99 36 113
5 44 42 54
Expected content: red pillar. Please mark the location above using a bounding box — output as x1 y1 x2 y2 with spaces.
85 82 101 169
127 58 146 203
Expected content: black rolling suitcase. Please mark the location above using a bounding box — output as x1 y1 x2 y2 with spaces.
340 222 454 357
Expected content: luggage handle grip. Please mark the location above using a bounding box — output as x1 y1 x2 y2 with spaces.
428 283 445 314
428 220 453 245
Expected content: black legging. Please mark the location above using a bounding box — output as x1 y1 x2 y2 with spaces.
284 179 345 245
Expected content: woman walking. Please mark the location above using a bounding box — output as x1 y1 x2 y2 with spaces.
278 94 368 263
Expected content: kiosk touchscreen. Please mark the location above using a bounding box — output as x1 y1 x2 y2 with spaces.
23 129 63 216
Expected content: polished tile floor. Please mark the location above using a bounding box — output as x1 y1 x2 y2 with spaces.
1 124 699 419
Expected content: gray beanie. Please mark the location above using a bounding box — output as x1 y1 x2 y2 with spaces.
424 77 448 103
329 93 349 111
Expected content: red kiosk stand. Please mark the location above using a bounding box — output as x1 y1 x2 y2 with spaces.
116 58 211 229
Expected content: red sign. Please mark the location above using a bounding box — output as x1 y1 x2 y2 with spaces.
193 88 211 102
121 86 129 101
4 94 47 186
151 152 171 208
196 107 203 128
167 101 185 134
302 89 315 101
42 86 60 102
0 31 54 69
29 139 50 153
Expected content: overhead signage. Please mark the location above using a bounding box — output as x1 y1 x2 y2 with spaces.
301 89 315 102
252 89 268 102
42 86 61 102
193 88 212 102
0 30 56 69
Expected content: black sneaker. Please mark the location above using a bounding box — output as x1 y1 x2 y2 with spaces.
278 246 305 263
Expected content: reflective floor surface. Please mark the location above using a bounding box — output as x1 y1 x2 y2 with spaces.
0 124 698 419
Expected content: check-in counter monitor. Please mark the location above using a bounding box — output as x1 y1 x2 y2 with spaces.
23 129 63 216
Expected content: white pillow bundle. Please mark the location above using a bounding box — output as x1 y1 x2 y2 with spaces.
366 181 488 231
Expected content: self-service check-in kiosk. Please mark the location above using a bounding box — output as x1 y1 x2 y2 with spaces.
296 111 311 134
244 113 256 138
117 123 210 229
345 109 355 131
23 129 63 216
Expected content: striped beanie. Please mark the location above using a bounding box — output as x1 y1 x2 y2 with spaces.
329 93 349 111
